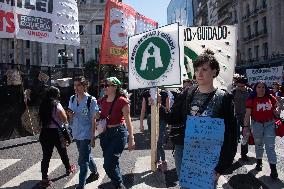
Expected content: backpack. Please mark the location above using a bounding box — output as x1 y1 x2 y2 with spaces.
71 95 92 111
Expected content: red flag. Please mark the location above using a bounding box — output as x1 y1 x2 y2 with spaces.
100 0 157 65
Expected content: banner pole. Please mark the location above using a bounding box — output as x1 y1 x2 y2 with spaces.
150 87 159 171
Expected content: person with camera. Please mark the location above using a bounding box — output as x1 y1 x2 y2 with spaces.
38 86 75 188
67 77 100 189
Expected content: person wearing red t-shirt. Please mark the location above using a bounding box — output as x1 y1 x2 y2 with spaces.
244 81 278 180
97 77 135 189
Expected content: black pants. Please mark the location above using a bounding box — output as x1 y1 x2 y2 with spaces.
39 128 71 179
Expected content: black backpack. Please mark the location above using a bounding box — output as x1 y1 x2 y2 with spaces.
71 95 92 111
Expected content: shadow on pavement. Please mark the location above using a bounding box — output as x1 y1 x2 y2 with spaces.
226 174 269 189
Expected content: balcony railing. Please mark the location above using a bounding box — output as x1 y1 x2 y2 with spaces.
242 4 267 22
243 29 267 43
236 54 284 69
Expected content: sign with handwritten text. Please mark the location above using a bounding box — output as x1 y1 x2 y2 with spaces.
246 66 283 87
180 116 225 189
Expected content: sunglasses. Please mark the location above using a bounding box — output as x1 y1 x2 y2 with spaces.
102 84 116 88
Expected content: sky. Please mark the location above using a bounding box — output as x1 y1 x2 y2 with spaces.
122 0 172 27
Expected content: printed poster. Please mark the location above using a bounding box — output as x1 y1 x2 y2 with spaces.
0 0 80 46
100 0 157 65
128 23 183 90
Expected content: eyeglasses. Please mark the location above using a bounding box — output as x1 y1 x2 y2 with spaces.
102 84 116 88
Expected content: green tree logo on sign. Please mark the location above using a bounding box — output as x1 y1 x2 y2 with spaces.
135 37 171 80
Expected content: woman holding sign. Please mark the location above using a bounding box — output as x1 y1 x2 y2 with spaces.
161 49 238 188
243 81 278 179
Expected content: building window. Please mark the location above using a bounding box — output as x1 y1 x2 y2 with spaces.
96 25 102 35
262 0 267 8
248 48 252 60
246 4 250 16
77 49 85 67
26 59 30 67
95 48 99 63
254 21 258 35
100 0 105 3
11 41 14 49
254 0 258 10
26 41 30 48
79 25 84 35
263 42 268 59
262 17 267 33
255 45 259 59
247 25 251 37
79 0 86 5
234 10 238 23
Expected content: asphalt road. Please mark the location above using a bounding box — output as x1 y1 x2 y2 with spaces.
0 119 284 189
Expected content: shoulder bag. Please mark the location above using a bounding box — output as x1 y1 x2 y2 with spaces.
96 96 117 136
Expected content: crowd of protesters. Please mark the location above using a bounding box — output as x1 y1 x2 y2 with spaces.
2 50 284 188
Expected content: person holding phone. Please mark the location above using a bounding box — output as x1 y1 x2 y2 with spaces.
67 77 100 189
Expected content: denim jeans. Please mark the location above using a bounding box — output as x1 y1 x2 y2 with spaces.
174 145 184 179
157 119 167 162
75 139 98 187
251 120 277 164
236 114 248 156
147 114 151 132
100 125 127 187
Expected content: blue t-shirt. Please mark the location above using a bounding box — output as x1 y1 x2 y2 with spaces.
68 93 99 140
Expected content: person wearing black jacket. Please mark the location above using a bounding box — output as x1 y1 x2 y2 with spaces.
161 49 238 186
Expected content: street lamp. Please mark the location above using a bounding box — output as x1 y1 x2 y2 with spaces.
58 47 74 77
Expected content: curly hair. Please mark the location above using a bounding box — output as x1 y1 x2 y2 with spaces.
193 49 220 78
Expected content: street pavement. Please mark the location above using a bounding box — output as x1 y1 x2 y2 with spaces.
0 119 284 189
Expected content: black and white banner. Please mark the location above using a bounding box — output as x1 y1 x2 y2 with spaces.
0 0 79 46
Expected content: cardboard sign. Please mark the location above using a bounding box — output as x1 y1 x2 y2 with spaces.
183 25 237 89
180 116 225 189
246 66 283 87
128 23 183 90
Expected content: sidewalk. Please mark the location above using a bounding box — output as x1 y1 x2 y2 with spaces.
0 135 39 150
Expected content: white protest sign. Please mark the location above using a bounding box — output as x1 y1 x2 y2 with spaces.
128 23 183 90
246 66 283 87
183 25 237 90
180 116 225 189
0 0 79 46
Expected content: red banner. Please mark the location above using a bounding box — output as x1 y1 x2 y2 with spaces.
100 0 157 65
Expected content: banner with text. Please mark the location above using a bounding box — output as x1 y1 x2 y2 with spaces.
100 0 157 65
0 0 79 46
183 25 237 89
246 66 283 87
180 116 225 189
128 23 183 89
